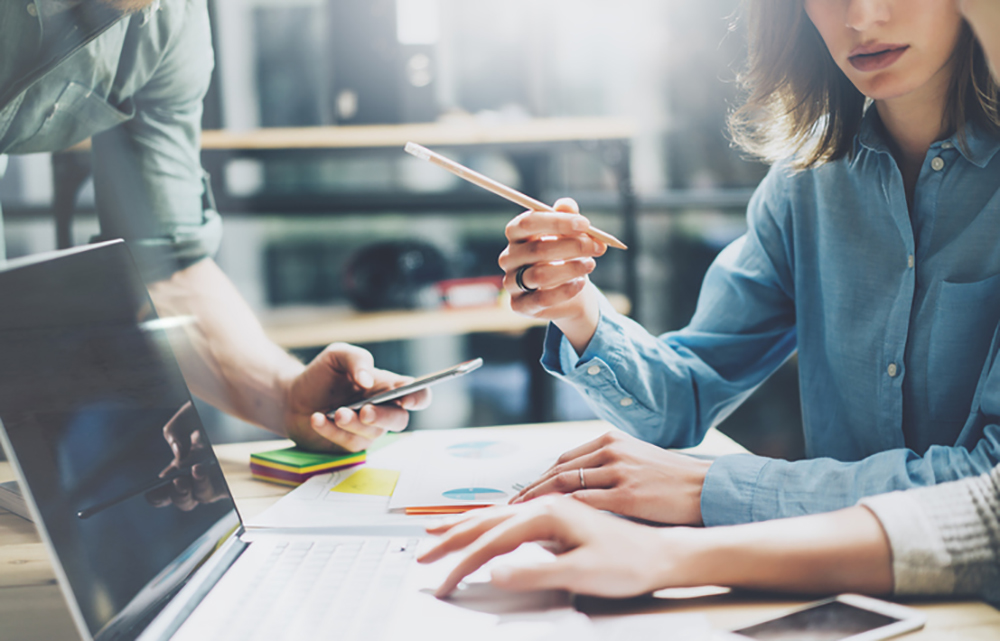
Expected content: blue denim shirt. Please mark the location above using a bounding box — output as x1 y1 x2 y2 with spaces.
543 109 1000 526
0 0 220 279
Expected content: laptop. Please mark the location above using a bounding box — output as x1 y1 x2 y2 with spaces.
0 241 575 641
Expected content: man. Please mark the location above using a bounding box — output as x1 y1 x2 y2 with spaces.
0 0 429 453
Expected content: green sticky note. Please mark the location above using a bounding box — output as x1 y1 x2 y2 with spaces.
331 468 400 497
252 447 360 469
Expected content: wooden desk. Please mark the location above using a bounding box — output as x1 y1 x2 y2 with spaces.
2 421 998 640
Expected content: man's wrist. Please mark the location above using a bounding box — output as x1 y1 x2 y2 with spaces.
273 357 307 437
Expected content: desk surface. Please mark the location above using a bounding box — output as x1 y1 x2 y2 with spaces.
2 421 998 641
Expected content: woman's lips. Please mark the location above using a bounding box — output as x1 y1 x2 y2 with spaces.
849 45 909 72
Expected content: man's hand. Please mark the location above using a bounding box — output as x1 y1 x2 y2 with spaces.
509 431 711 525
282 343 431 452
147 402 227 511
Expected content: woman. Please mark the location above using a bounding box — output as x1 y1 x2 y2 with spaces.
494 0 1000 528
419 0 1000 609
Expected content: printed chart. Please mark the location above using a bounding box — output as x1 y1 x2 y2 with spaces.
441 487 508 502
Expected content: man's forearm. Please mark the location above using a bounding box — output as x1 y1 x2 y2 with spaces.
146 258 304 435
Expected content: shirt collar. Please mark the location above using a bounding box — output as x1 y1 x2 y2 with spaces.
852 103 1000 169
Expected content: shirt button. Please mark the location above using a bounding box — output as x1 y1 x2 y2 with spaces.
587 365 600 376
619 397 634 407
941 141 954 150
931 157 945 171
887 363 899 378
26 2 37 16
907 254 914 269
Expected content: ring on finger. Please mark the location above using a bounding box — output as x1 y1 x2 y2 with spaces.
578 467 587 490
515 265 537 293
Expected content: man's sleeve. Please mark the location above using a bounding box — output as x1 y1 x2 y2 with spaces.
91 0 221 282
541 164 798 449
702 331 1000 525
859 464 1000 606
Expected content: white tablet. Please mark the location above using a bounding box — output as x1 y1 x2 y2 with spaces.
724 594 926 641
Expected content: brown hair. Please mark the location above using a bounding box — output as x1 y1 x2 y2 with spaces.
728 1 1000 169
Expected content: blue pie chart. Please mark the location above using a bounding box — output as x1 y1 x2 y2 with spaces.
442 487 507 502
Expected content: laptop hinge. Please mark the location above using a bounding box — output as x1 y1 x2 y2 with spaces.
135 533 249 641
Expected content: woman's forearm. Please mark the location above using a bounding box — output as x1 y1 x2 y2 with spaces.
663 506 894 594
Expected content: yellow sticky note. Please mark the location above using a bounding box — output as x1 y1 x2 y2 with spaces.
331 468 400 497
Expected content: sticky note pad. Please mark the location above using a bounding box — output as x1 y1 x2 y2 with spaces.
332 468 400 497
251 447 366 487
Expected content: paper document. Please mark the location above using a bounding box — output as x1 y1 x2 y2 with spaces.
247 424 610 530
387 426 602 512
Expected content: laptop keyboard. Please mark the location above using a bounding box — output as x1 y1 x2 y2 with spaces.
173 537 418 641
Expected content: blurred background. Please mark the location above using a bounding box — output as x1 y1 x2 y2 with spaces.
0 0 804 461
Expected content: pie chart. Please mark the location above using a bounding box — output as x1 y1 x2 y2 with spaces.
442 487 507 502
446 441 517 459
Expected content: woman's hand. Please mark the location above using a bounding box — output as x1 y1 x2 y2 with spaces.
509 431 712 525
419 497 895 600
419 496 693 598
283 343 432 453
498 198 607 354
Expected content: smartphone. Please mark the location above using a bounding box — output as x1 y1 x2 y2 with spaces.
723 594 926 641
330 358 483 414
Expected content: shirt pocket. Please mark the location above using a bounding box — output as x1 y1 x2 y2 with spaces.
6 82 135 154
927 272 1000 420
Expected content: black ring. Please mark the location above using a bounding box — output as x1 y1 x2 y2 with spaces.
515 265 537 293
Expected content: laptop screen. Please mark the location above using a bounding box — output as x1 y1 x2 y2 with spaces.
0 243 240 641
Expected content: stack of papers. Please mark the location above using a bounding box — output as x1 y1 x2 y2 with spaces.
250 447 366 486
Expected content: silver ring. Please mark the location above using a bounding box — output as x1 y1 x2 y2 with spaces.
578 467 587 490
515 265 537 293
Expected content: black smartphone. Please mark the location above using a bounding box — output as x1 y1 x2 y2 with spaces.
329 358 484 414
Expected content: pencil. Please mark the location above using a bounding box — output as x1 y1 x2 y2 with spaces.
404 142 628 250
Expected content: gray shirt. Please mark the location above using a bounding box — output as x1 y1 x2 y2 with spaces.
0 0 221 278
861 464 1000 607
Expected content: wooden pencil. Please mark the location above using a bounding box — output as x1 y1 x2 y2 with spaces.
404 142 628 250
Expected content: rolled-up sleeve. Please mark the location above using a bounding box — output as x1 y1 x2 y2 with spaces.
91 0 220 282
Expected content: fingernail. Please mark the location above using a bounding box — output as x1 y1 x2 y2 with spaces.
357 370 375 388
360 406 374 425
572 217 589 231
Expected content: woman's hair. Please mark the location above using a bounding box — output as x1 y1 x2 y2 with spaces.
728 0 1000 169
